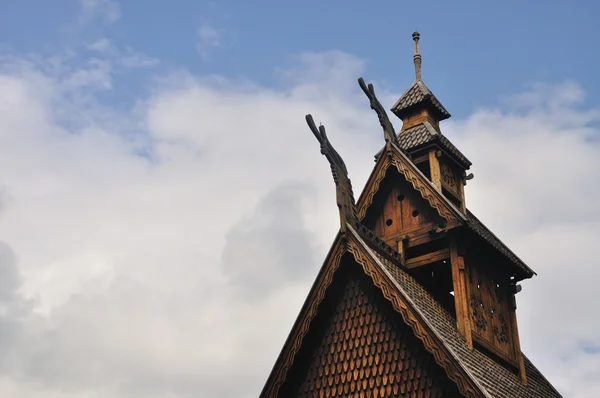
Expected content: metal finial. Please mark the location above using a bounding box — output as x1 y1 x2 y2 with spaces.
412 31 422 80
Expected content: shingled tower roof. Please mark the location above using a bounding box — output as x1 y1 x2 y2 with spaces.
391 32 451 122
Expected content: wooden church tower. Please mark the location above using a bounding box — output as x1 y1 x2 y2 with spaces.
259 33 562 398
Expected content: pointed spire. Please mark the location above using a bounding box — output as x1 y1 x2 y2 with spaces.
413 31 422 81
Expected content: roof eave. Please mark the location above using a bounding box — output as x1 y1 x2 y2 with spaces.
391 99 451 121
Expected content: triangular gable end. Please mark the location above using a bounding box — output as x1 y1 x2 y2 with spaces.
259 228 485 398
357 143 466 234
363 161 448 246
279 255 462 397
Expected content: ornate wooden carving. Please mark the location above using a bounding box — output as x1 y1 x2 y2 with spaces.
440 160 459 196
357 145 464 226
466 261 516 362
450 238 473 348
358 77 400 148
306 114 358 233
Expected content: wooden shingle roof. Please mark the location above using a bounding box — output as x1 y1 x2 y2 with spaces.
351 226 562 398
391 80 451 121
398 121 472 168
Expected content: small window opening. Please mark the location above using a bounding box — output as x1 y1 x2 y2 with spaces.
385 219 393 227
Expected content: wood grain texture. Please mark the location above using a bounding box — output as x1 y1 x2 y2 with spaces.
466 257 516 363
429 150 442 190
356 145 463 226
450 238 473 348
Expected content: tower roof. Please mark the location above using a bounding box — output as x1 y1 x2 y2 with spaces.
390 32 451 121
398 120 472 168
391 79 451 120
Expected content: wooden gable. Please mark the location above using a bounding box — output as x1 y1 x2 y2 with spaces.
365 167 443 247
279 258 462 397
259 231 485 398
357 145 465 230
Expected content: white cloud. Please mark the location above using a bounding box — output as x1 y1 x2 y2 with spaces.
119 51 159 69
86 39 159 69
0 45 598 398
79 0 121 24
196 24 223 60
87 38 112 53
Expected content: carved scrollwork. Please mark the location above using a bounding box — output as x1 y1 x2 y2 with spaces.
493 314 510 345
470 294 488 332
440 161 459 195
358 77 400 148
306 114 358 233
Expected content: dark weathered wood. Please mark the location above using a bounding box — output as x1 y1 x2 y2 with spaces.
429 149 442 189
406 248 450 269
282 261 463 398
358 77 400 148
509 293 528 384
465 254 517 362
306 114 358 234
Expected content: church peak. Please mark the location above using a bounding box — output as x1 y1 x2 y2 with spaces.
391 32 451 127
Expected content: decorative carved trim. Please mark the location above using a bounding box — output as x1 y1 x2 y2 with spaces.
357 146 463 226
260 232 485 398
306 115 358 234
356 153 390 219
358 77 400 148
346 238 485 398
440 159 460 196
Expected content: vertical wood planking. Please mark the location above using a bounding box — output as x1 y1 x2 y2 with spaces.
509 294 528 384
450 237 472 348
429 150 442 190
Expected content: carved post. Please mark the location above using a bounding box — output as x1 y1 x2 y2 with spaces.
450 236 473 348
429 150 442 190
509 292 528 384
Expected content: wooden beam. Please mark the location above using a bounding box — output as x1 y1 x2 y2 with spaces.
405 248 450 269
396 238 406 265
411 153 429 165
450 237 473 348
384 222 437 244
406 231 446 248
458 176 467 213
429 149 442 190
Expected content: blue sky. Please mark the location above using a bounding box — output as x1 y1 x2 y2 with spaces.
0 1 599 398
3 0 599 118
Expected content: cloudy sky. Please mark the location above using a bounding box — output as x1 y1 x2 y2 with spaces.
0 1 599 397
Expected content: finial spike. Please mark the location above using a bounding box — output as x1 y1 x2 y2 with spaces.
412 31 422 80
